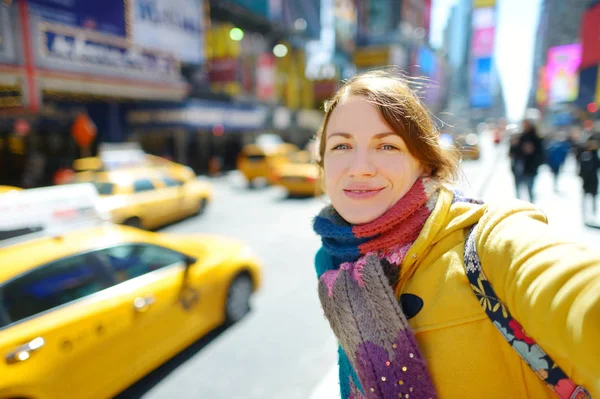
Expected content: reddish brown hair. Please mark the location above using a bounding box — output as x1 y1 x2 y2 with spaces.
315 70 460 183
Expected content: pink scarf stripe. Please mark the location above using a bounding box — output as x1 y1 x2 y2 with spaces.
352 179 428 238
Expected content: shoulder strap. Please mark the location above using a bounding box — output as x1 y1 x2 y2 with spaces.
464 224 591 399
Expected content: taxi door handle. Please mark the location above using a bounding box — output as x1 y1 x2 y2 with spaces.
133 294 156 312
5 337 45 364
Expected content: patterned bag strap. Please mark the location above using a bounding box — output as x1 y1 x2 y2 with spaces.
464 224 591 399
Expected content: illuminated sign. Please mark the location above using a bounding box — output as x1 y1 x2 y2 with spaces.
40 23 180 79
131 0 204 64
546 44 582 104
473 0 495 7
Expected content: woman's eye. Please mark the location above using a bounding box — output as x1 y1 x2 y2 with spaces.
380 144 399 150
331 144 350 150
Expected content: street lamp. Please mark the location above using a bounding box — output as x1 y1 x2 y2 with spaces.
273 43 288 58
229 27 244 41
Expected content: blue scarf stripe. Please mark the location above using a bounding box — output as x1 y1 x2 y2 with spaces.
315 215 374 261
313 216 356 239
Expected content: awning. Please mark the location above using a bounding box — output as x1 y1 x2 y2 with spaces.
0 65 23 86
127 99 267 131
38 69 188 101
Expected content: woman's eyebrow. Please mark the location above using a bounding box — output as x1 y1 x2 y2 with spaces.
327 132 352 139
372 132 398 139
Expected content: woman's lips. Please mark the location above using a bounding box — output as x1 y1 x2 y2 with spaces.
343 187 385 199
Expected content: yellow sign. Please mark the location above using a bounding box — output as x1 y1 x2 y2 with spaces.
354 47 390 68
0 83 22 108
596 67 600 106
473 0 495 7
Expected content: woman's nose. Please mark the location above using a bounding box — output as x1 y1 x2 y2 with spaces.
347 150 376 177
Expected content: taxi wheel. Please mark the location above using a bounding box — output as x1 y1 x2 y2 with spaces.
124 217 143 229
225 273 253 324
195 198 208 215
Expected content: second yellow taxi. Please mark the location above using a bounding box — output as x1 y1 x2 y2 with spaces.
270 150 323 197
76 167 212 230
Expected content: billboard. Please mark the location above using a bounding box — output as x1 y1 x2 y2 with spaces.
473 0 496 7
471 26 495 57
546 44 581 104
228 0 269 18
28 0 126 36
470 57 493 108
472 7 494 28
580 4 600 69
577 65 598 108
597 67 600 106
131 0 204 64
470 6 495 109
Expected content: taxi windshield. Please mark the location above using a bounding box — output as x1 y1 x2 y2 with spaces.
93 182 115 196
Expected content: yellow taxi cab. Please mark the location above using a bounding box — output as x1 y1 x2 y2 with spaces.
76 167 212 230
237 135 299 186
0 184 261 399
73 142 197 183
0 186 21 194
270 151 323 197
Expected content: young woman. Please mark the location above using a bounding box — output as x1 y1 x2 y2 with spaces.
312 71 599 399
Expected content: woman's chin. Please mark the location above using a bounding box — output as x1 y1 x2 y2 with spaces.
338 207 386 225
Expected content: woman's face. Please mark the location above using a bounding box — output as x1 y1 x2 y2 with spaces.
323 96 425 224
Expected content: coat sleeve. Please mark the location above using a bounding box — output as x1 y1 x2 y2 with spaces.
476 201 600 393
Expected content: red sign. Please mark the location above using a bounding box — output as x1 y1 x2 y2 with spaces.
14 119 30 136
256 53 276 101
208 58 239 84
71 114 97 148
581 4 600 69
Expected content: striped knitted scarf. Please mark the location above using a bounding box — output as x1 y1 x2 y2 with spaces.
313 177 440 399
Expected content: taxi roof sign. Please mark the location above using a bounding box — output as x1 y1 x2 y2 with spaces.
0 183 109 248
99 142 147 170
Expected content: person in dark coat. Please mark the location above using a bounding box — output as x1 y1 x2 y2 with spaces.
508 132 523 197
516 120 544 203
577 137 600 223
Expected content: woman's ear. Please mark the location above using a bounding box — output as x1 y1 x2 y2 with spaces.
420 164 433 177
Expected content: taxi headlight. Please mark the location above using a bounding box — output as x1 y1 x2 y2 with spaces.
239 245 257 260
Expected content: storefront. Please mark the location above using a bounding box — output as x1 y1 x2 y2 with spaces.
0 0 190 188
126 100 268 174
0 3 24 111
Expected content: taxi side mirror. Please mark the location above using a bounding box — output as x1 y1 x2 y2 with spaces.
184 255 197 268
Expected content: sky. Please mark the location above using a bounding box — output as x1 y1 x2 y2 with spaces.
430 0 543 121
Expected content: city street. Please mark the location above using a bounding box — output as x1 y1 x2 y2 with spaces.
115 134 498 399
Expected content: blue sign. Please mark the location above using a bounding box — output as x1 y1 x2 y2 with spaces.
29 0 126 37
42 27 179 78
418 47 436 77
228 0 269 18
470 57 493 109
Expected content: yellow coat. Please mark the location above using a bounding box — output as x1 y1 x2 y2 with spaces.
392 186 600 398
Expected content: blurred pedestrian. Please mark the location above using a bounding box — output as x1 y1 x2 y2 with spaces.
515 120 544 202
508 132 523 196
312 71 598 399
576 137 600 224
545 133 571 192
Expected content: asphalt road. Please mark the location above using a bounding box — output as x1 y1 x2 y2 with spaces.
115 137 496 399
